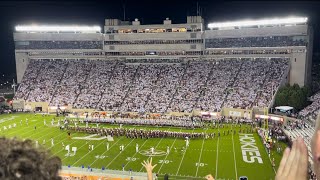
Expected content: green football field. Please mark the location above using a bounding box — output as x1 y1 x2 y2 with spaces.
0 113 285 180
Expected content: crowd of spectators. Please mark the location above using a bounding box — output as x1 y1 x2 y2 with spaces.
97 63 138 111
15 57 288 113
74 61 115 109
145 64 185 113
254 59 289 108
224 58 289 109
119 64 162 112
310 91 320 101
196 59 242 112
15 60 47 101
205 36 307 48
15 41 102 49
51 60 92 106
28 60 68 102
124 58 183 64
299 91 320 122
168 62 212 112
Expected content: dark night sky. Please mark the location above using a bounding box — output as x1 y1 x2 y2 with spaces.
0 0 319 76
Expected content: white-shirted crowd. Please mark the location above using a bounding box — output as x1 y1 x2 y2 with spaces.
168 62 212 113
224 58 289 109
299 91 320 122
51 60 92 106
15 58 289 113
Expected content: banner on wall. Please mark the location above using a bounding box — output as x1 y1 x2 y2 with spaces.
229 111 241 117
12 99 25 110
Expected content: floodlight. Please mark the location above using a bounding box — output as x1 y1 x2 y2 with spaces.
15 25 101 33
208 16 308 29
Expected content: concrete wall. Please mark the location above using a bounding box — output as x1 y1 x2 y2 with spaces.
24 102 49 112
15 52 30 83
14 33 103 41
222 108 253 119
290 51 307 86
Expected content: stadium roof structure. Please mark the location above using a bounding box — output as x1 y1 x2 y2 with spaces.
208 16 308 29
15 25 101 33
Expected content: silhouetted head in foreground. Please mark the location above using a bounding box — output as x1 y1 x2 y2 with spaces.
0 137 61 180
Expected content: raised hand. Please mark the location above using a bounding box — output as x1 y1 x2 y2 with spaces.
275 137 308 180
142 157 157 180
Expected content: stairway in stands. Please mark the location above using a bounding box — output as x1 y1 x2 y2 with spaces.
283 127 315 166
118 64 141 108
72 63 93 107
165 61 189 113
143 65 165 112
193 62 215 111
219 60 245 109
95 62 118 110
251 62 272 108
49 61 69 105
23 61 45 101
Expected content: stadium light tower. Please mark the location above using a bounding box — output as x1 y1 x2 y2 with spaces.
208 16 308 29
15 25 101 33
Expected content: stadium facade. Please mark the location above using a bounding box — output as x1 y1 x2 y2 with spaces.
14 16 312 87
12 16 313 115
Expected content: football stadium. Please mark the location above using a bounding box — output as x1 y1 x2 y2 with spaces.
0 1 320 179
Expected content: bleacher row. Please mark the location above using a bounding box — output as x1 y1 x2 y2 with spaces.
205 36 307 48
283 127 315 165
14 58 289 113
15 36 307 50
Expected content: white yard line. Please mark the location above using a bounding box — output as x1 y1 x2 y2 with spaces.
71 137 108 166
51 132 97 157
231 125 238 180
157 128 182 174
123 137 151 168
1 116 82 149
47 132 81 150
138 128 172 172
215 137 220 179
3 119 45 136
175 129 195 176
195 129 208 177
89 136 124 166
23 124 59 140
106 138 136 168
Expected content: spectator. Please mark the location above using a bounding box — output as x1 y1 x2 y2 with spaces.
0 137 61 180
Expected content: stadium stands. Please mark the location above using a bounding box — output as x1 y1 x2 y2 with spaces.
15 41 102 49
15 58 289 113
283 121 315 166
298 91 320 123
205 36 307 48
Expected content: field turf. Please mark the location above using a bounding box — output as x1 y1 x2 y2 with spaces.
0 113 285 180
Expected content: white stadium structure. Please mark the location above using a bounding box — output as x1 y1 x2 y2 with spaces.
12 16 313 116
